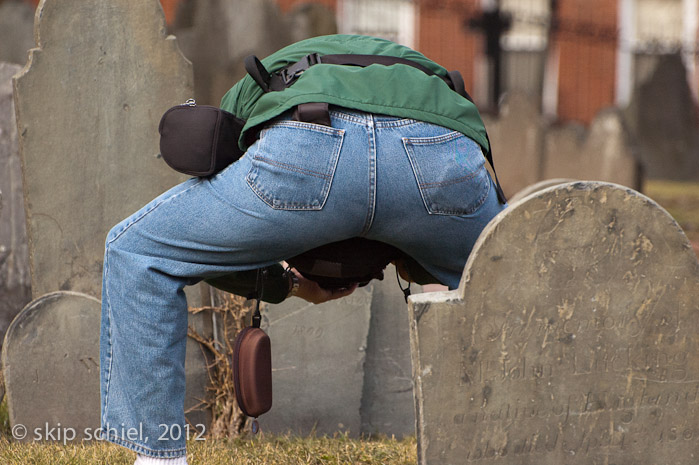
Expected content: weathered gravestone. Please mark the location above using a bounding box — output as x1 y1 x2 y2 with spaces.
8 0 212 434
2 292 101 441
508 178 575 205
260 286 373 436
623 53 699 181
261 266 421 437
287 3 338 44
486 91 642 198
360 265 417 437
170 0 292 105
13 0 191 299
0 62 31 349
543 110 642 190
482 92 545 199
0 0 35 66
409 181 699 465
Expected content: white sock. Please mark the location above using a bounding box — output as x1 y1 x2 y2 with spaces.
134 455 188 465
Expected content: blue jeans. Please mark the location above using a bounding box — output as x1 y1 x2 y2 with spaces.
100 108 506 457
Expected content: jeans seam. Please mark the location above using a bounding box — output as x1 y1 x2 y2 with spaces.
424 178 491 216
101 179 203 440
101 242 114 429
361 119 376 235
106 179 204 245
418 169 481 188
404 130 462 145
252 155 332 179
264 119 344 136
104 432 186 457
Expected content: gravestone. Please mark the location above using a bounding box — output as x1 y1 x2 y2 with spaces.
360 265 417 437
508 178 574 204
170 0 291 105
8 0 211 435
543 109 641 190
13 0 191 300
623 54 699 181
261 285 373 436
0 62 30 348
287 3 338 44
409 181 699 465
486 92 642 198
2 292 101 442
483 91 545 199
0 0 35 66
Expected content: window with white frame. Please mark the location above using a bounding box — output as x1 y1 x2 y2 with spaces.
337 0 416 48
499 0 552 103
617 0 697 104
500 0 550 52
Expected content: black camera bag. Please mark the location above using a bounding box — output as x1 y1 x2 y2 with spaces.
158 99 246 177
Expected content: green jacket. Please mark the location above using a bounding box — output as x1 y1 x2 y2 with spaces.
208 34 485 302
220 34 489 154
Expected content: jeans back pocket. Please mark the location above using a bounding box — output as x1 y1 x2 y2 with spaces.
246 121 345 210
403 131 491 215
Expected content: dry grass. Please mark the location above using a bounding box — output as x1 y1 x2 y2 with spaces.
187 290 255 438
644 180 699 244
0 433 417 464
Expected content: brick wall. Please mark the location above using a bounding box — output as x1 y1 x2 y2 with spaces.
554 0 618 124
416 0 481 95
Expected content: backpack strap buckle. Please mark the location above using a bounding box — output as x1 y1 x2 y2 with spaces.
279 53 322 86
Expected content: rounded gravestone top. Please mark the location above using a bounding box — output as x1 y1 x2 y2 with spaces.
507 178 576 205
411 181 699 465
2 291 100 442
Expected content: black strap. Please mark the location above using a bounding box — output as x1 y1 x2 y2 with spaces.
292 102 331 126
244 55 271 93
484 132 507 204
320 54 438 77
447 70 473 102
246 53 459 93
252 268 266 328
396 266 411 303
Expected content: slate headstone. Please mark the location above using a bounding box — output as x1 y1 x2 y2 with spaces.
287 3 338 44
0 0 35 66
543 109 642 190
2 292 101 441
360 265 417 437
13 0 192 300
0 62 30 348
508 178 575 205
9 0 212 434
486 92 642 198
623 53 699 181
260 286 372 436
483 91 545 199
409 181 699 465
170 0 291 105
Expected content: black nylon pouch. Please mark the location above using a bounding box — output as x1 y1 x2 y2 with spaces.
158 100 246 177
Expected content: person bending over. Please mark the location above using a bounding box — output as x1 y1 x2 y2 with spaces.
99 34 507 464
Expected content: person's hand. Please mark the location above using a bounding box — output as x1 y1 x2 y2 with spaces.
289 267 358 304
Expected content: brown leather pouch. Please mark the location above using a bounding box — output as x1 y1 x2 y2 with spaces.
232 324 272 419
